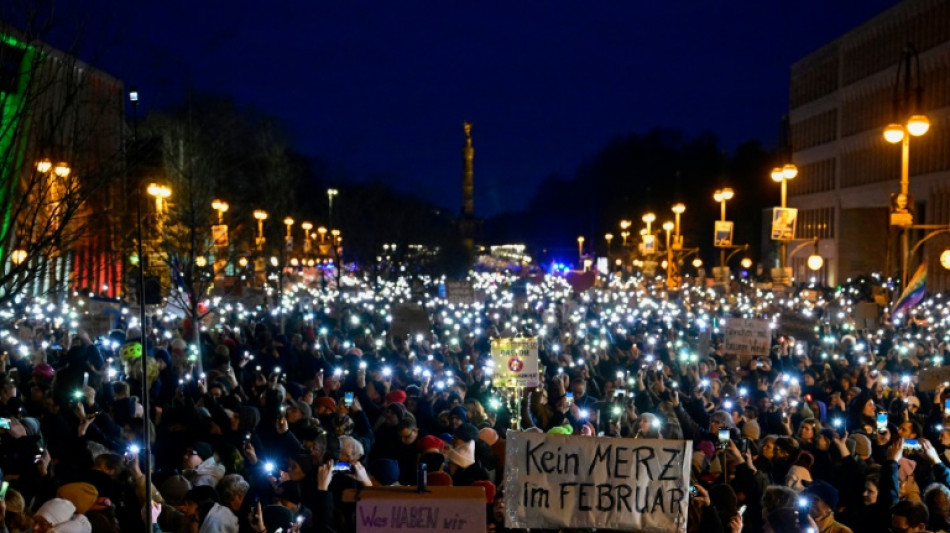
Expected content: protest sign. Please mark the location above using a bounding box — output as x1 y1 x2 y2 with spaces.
854 302 880 329
390 304 430 338
714 221 733 247
350 487 486 533
78 314 113 337
491 337 540 388
771 207 798 240
504 431 691 531
778 312 819 342
918 367 950 391
723 318 770 363
445 281 476 305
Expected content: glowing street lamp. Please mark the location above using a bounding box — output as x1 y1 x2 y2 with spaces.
771 165 797 271
577 236 585 264
642 213 656 235
283 217 295 238
211 199 229 224
713 188 734 221
671 203 685 250
146 183 171 214
605 233 614 255
253 209 268 250
317 226 328 242
327 188 339 223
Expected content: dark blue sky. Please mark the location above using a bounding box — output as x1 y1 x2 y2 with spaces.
68 1 897 216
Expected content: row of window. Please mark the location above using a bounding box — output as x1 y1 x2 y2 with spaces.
795 207 835 240
787 159 835 196
790 55 839 109
790 109 837 150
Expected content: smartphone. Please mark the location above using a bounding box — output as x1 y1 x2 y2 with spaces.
689 485 698 497
344 392 354 407
0 418 10 430
739 438 750 453
797 496 810 527
738 504 747 517
332 461 352 472
756 360 763 369
718 428 730 447
903 439 921 451
0 481 8 500
876 412 888 433
944 398 950 417
566 392 574 405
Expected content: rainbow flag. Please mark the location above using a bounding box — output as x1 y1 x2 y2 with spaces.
892 262 927 316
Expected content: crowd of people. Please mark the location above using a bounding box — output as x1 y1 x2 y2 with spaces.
0 270 948 533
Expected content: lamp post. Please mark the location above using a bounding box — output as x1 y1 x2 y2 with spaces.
771 164 798 271
883 44 930 288
713 188 734 270
253 210 268 251
301 221 313 255
283 217 294 253
211 199 229 225
663 221 675 289
604 233 614 256
671 203 685 250
327 188 339 224
577 236 585 265
642 213 656 236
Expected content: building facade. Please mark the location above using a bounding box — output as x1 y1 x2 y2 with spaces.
788 0 950 290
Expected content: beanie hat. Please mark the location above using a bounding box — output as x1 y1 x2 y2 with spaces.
417 435 445 454
405 385 422 398
32 363 55 380
192 441 214 461
786 465 813 491
56 483 98 514
471 480 496 503
369 459 400 486
285 382 304 400
286 399 312 420
449 405 469 422
35 498 76 527
453 423 479 444
51 514 92 533
741 420 760 441
160 475 192 506
448 441 475 469
385 390 407 405
548 424 573 435
850 433 872 458
478 428 499 446
803 480 839 509
315 397 336 412
696 440 715 459
428 471 453 486
262 505 294 532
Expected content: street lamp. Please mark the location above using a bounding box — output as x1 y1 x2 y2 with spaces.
671 203 685 250
327 188 339 223
146 183 171 215
317 226 328 242
642 213 656 235
301 221 313 254
713 188 734 271
662 221 675 289
283 216 294 238
253 209 268 250
771 164 797 272
211 199 229 224
604 233 614 255
577 236 585 265
741 257 753 270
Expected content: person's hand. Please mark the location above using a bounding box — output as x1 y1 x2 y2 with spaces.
197 378 207 396
35 447 52 476
887 437 904 462
670 390 680 408
728 513 742 533
350 461 373 487
726 439 743 463
356 369 366 389
276 416 289 435
691 483 710 507
243 441 258 465
249 501 265 533
833 430 850 457
317 462 334 491
349 396 363 413
876 429 891 447
78 410 97 437
920 438 941 465
142 502 162 525
314 370 324 390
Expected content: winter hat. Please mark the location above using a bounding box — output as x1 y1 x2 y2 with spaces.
803 480 839 509
741 420 761 441
192 441 214 461
696 440 716 459
239 406 261 432
369 459 400 486
786 465 813 491
478 428 499 446
52 514 92 533
35 498 76 527
56 483 98 514
315 397 336 412
32 363 55 380
286 399 312 420
417 435 445 453
339 436 364 461
385 390 407 405
284 382 304 400
794 451 815 470
548 424 573 435
448 441 476 469
449 405 469 422
471 480 496 503
850 433 872 458
453 423 479 444
428 471 453 486
160 474 192 506
262 505 294 532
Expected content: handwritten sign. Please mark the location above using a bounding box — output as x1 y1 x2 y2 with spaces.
854 302 880 329
504 431 691 531
390 304 430 338
357 497 484 533
778 312 819 342
919 367 950 391
445 281 476 305
491 337 540 388
723 318 770 362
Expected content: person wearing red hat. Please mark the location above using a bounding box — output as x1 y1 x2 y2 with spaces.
386 389 407 405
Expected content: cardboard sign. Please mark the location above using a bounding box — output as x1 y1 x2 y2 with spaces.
771 207 798 240
854 302 880 329
390 304 430 338
491 337 540 388
778 312 819 342
714 221 733 248
211 224 229 248
723 318 770 362
504 431 691 531
351 487 486 533
918 367 950 391
445 281 476 305
78 314 113 337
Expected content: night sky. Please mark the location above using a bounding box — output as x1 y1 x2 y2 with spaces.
62 1 897 217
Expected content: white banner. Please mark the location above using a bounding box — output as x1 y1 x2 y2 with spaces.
491 337 540 388
357 497 484 533
504 432 691 531
723 318 771 360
